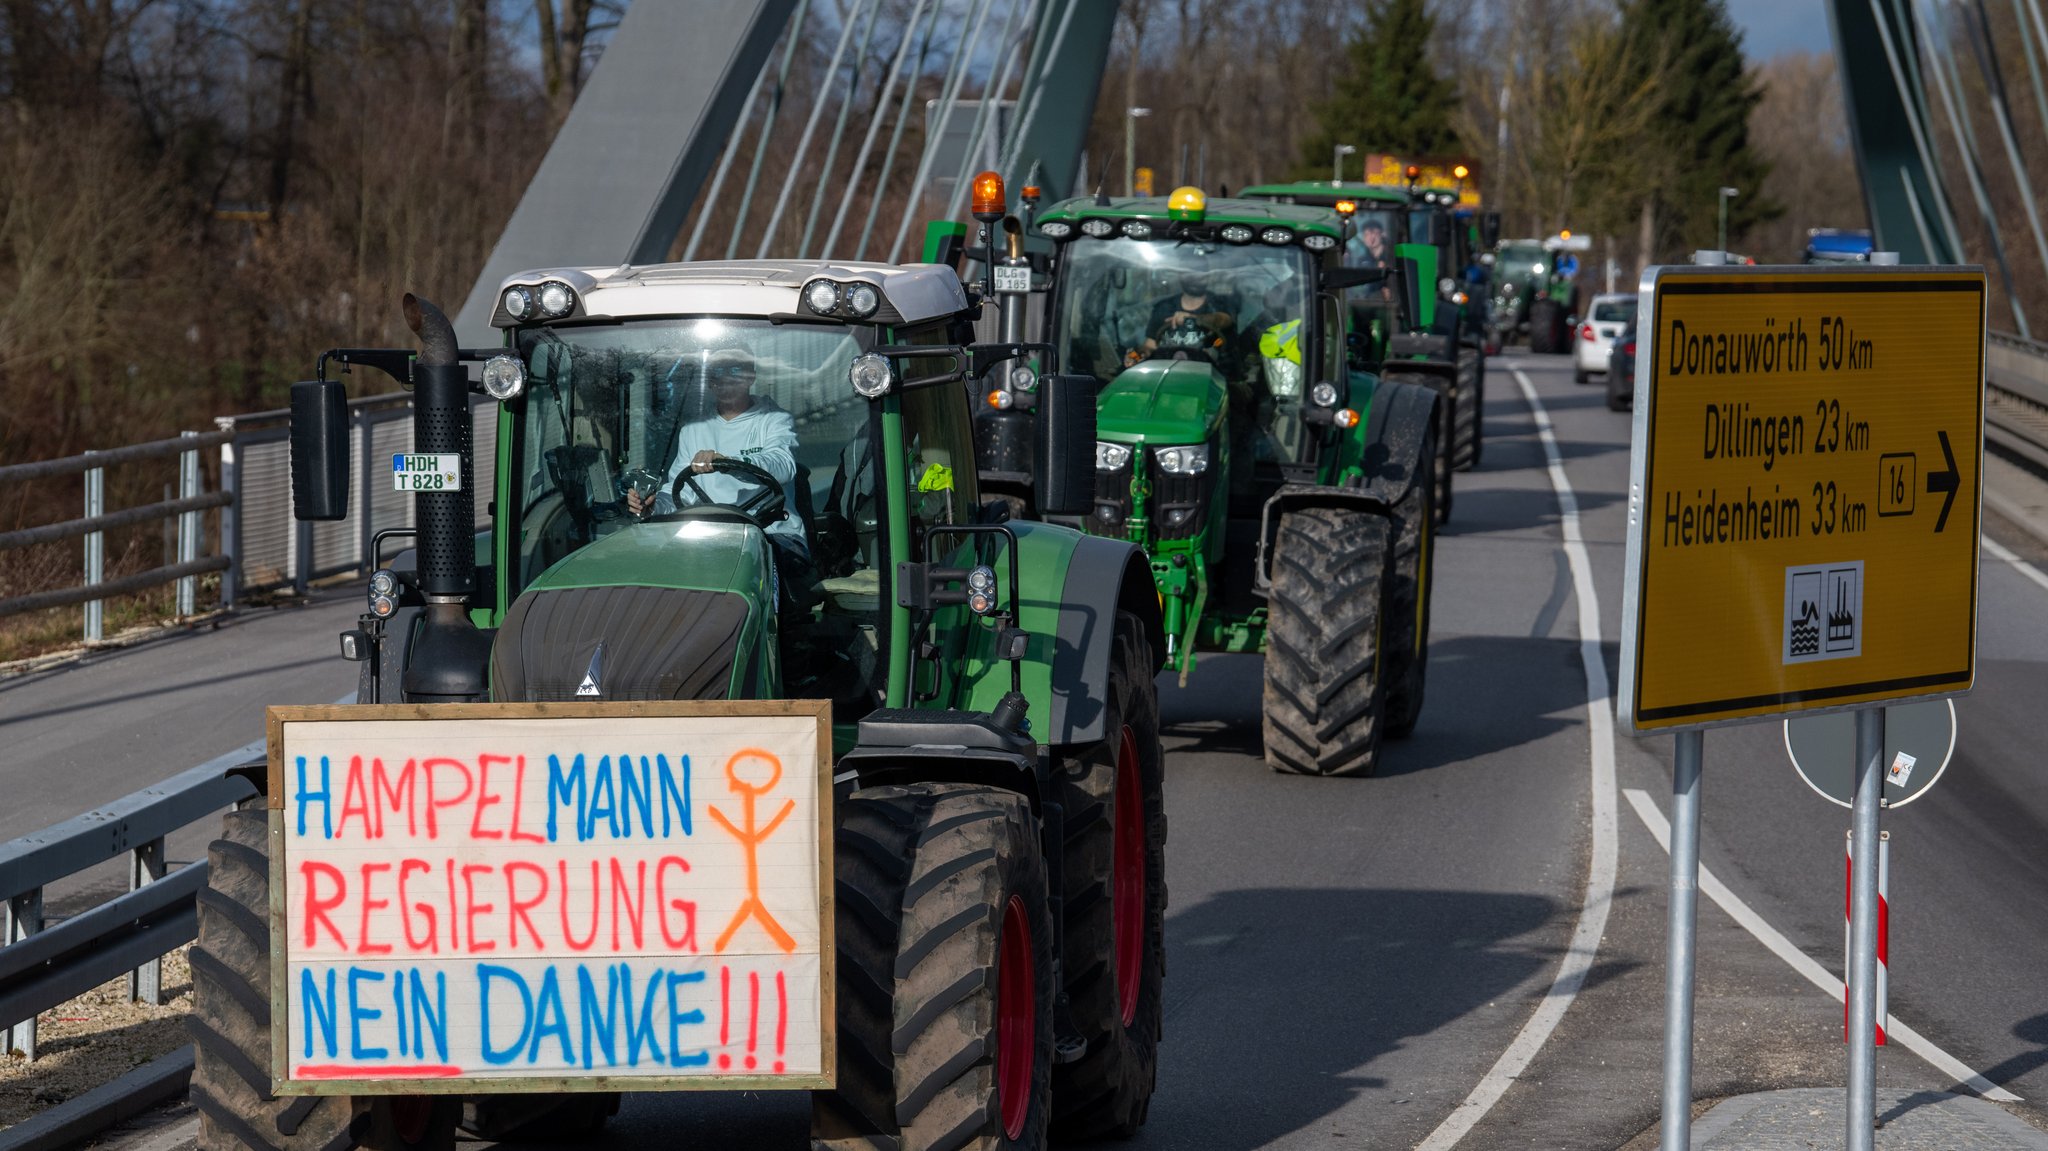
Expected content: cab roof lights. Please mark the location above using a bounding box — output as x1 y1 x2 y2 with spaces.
972 171 1006 220
1167 185 1206 223
1334 199 1357 215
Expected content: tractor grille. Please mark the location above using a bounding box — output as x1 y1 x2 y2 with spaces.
1148 453 1214 541
1087 459 1135 537
490 584 749 701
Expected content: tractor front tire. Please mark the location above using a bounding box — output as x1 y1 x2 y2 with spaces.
1381 370 1455 526
813 784 1053 1151
189 806 357 1151
1382 411 1438 740
1052 612 1167 1140
1455 348 1484 472
1529 300 1566 354
1264 507 1395 777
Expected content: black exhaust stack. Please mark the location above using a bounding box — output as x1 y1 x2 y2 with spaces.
400 293 493 703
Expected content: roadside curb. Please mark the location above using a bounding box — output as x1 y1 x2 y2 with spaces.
1689 1087 2048 1148
0 1046 192 1151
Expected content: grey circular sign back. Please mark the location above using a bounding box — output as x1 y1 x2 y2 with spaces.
1782 699 1956 808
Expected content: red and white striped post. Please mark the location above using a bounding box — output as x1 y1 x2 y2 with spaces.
1845 830 1889 1045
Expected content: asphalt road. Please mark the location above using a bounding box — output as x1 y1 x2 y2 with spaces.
14 353 2048 1148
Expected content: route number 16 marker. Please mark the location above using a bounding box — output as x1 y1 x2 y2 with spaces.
1617 260 1986 1151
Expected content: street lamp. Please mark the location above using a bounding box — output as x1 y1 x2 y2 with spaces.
1334 143 1357 185
1718 186 1740 256
1126 107 1152 197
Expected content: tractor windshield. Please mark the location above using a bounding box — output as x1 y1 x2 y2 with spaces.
1053 236 1314 387
507 318 867 591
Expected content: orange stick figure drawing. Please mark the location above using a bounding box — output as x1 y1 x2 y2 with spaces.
709 748 798 954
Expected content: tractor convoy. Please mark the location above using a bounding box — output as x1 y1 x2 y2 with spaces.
211 164 1477 1151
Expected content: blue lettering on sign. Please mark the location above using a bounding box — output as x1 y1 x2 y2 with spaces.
347 968 388 1060
547 753 692 842
296 756 333 838
528 967 574 1064
666 971 710 1067
478 965 533 1065
301 968 340 1058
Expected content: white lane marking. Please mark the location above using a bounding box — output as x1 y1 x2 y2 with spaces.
1984 534 2048 594
113 1115 198 1151
1620 787 2021 1102
1413 370 1620 1150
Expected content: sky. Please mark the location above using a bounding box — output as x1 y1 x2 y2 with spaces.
1727 0 1836 59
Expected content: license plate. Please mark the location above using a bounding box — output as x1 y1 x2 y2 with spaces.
993 265 1032 294
392 453 462 492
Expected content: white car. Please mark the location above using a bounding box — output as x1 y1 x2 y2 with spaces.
1573 293 1636 383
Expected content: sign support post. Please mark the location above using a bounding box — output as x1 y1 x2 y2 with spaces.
1846 706 1886 1150
1660 729 1705 1151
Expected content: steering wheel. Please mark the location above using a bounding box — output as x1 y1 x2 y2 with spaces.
656 457 789 530
1138 315 1222 364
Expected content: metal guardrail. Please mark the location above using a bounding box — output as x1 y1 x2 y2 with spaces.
4 392 498 637
0 744 260 1060
1985 331 2048 474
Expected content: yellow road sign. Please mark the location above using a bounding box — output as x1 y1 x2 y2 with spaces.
1618 265 1986 733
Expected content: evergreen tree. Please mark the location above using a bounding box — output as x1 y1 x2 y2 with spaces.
1298 0 1461 178
1618 0 1777 256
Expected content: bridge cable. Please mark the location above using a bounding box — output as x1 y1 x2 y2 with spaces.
884 0 1002 263
820 0 937 261
796 0 888 259
938 0 1039 226
1870 0 1966 258
1960 0 2048 333
726 0 816 260
756 0 873 259
995 0 1084 188
853 2 945 261
683 53 772 260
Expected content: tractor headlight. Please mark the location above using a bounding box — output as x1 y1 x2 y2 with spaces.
1121 221 1152 240
1220 224 1254 244
369 591 397 619
1532 262 1546 274
849 352 892 397
1154 444 1209 475
803 279 842 316
1301 233 1337 252
1095 441 1132 471
1010 364 1037 391
1265 356 1303 398
842 281 881 318
369 569 398 599
1310 381 1340 408
481 353 526 400
1260 227 1295 245
967 565 996 594
536 281 576 318
1040 221 1073 239
501 286 533 320
1080 218 1115 238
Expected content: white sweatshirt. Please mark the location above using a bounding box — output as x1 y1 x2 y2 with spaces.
654 397 807 552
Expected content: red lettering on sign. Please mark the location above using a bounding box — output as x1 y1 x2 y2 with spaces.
656 857 698 951
423 757 473 838
461 863 496 952
357 863 393 955
505 862 549 950
373 758 418 838
558 860 599 951
337 757 375 839
445 859 461 951
609 859 647 951
471 754 509 840
508 755 545 843
398 859 436 951
301 862 348 949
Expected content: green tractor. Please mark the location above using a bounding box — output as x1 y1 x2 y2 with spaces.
1240 179 1493 517
1488 235 1583 354
190 263 1169 1151
945 183 1442 778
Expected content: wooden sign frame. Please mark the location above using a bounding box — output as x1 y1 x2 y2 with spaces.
264 700 835 1095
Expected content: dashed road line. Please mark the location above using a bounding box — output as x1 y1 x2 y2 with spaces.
1413 368 1619 1150
1619 786 2020 1103
1984 534 2048 594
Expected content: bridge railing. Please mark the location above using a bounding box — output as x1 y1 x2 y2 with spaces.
1986 331 2048 474
0 745 261 1062
4 394 496 641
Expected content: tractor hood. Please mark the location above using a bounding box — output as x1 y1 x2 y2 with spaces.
1095 359 1228 445
488 520 774 702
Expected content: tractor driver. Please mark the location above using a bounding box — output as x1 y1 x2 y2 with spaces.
626 349 814 597
1129 270 1235 363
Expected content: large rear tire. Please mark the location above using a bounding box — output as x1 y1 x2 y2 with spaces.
1263 507 1394 777
1381 410 1438 740
1051 612 1166 1140
189 806 357 1151
812 784 1053 1151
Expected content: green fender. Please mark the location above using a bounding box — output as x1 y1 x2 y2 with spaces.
956 520 1164 746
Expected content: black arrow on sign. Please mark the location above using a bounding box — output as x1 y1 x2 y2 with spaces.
1927 430 1960 533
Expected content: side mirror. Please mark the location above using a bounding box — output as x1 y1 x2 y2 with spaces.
1481 211 1502 249
1321 264 1388 291
1395 257 1425 336
1034 374 1097 517
290 380 349 521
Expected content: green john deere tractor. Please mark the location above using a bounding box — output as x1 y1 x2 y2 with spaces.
190 263 1168 1151
1240 179 1492 518
1489 236 1582 354
944 184 1442 777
